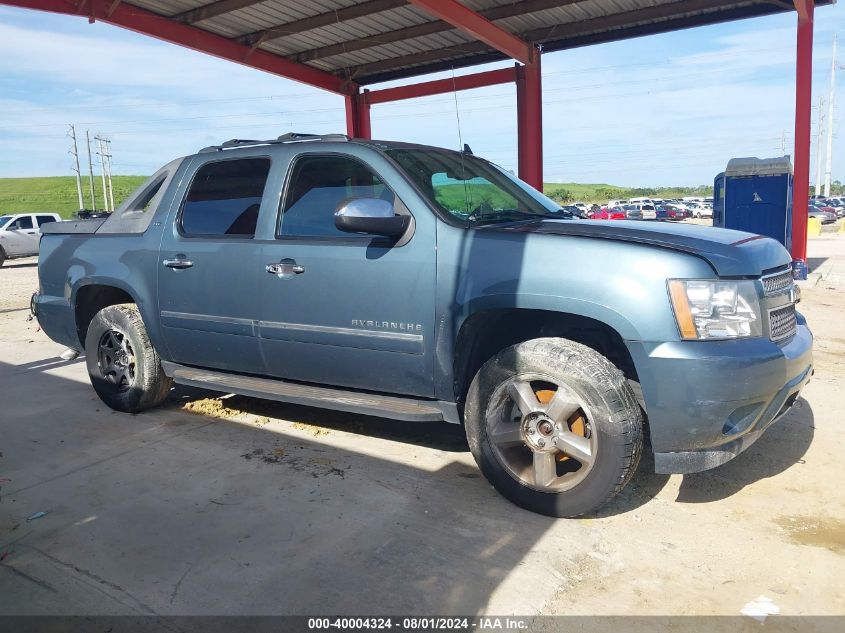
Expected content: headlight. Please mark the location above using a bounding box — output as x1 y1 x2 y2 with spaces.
668 279 762 340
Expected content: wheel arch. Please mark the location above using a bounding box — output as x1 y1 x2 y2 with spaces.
73 281 143 348
453 306 640 407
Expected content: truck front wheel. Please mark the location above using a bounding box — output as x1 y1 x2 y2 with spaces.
464 338 643 517
84 303 172 413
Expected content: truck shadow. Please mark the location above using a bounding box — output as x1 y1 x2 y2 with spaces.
807 257 828 272
675 400 814 503
0 357 557 616
169 385 470 453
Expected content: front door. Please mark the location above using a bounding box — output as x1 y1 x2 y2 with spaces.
157 156 272 374
258 151 436 397
2 215 39 256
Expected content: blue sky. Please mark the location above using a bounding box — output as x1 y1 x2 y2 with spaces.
0 3 843 186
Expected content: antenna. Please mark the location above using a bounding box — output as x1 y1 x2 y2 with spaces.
451 67 472 220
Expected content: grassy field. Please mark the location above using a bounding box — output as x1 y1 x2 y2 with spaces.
543 182 712 203
0 176 147 219
0 175 712 220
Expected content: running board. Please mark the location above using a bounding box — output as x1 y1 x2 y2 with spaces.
162 362 458 423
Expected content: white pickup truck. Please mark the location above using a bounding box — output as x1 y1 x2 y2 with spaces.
0 212 61 266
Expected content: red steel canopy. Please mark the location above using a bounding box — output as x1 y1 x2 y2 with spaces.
0 0 830 272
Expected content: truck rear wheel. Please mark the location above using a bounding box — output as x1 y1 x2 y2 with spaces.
84 303 172 413
464 338 643 517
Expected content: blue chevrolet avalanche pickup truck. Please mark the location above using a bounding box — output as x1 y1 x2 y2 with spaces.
34 133 813 517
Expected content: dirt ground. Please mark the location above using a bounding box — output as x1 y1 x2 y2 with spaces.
0 238 843 621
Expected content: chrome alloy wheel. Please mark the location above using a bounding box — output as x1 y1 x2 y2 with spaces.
97 329 136 392
486 375 597 492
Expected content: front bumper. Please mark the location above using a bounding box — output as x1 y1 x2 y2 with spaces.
627 316 813 474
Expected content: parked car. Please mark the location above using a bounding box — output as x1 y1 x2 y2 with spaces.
813 199 844 218
688 203 713 219
33 133 812 518
656 204 687 221
592 205 641 220
808 207 836 224
571 202 590 216
0 212 61 266
664 204 690 219
556 204 587 218
630 202 657 220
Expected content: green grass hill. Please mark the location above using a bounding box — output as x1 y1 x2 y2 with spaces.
0 175 713 220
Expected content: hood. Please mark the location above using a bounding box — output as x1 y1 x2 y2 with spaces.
493 219 791 277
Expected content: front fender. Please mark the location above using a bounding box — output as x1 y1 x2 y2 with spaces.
456 294 640 341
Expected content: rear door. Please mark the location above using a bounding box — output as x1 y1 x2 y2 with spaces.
36 214 59 230
156 155 272 374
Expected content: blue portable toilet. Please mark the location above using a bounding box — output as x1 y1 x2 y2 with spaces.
713 171 725 226
714 157 793 251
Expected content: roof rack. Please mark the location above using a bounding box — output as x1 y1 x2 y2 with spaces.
198 132 349 153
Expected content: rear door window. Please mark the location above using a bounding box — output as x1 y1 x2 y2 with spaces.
181 158 271 237
36 215 57 227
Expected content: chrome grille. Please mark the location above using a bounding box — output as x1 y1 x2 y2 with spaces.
762 270 794 295
769 304 797 342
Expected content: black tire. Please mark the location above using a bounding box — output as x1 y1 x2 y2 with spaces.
464 337 643 518
84 303 172 413
0 247 6 267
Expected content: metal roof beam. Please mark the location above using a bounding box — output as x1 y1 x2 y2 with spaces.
365 66 516 104
237 0 406 47
341 0 763 81
406 0 534 64
174 0 268 25
793 0 813 22
291 0 580 64
0 0 356 95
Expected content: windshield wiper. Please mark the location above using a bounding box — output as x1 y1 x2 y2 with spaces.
469 213 551 227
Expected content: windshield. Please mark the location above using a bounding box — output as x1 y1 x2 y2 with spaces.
0 215 12 228
385 148 564 225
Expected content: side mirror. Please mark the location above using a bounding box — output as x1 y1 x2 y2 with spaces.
334 198 410 238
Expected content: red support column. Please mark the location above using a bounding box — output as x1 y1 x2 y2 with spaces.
345 90 371 139
516 55 543 191
791 0 814 278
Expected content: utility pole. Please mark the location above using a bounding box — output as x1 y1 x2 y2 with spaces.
102 137 115 212
815 96 825 197
68 125 84 209
96 135 109 212
95 135 114 212
86 130 96 212
824 35 837 198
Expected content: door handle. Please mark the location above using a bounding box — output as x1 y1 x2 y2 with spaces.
266 258 305 278
163 257 193 269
